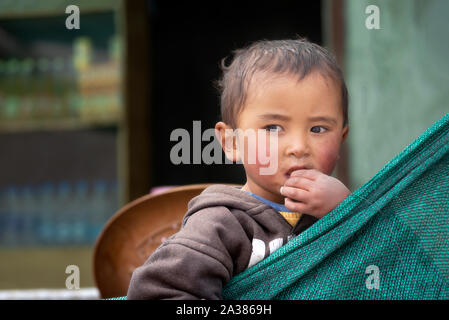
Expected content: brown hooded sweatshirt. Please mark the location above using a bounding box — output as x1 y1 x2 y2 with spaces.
127 184 317 300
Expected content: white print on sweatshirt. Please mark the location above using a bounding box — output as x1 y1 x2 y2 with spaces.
247 238 284 268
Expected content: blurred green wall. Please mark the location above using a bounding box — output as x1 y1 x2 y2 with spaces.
344 0 449 190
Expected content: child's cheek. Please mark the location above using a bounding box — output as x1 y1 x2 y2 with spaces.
240 135 279 172
244 141 276 178
245 162 262 177
316 143 341 175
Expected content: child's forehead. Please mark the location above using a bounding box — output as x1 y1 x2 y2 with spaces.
245 70 339 102
234 70 344 127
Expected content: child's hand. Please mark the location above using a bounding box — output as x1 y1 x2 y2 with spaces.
280 169 351 219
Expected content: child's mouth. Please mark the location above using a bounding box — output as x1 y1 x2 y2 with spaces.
285 166 310 179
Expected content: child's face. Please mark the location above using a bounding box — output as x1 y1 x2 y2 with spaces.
235 71 348 203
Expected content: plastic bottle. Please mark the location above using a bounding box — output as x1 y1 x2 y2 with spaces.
21 58 35 121
73 37 92 121
66 55 81 118
20 184 36 245
51 57 65 118
55 181 71 245
107 180 120 222
4 59 20 120
71 180 89 245
0 187 8 245
2 186 20 246
0 59 5 121
36 182 56 245
89 180 108 243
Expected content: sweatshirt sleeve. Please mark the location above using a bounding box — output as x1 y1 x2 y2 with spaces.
126 207 252 300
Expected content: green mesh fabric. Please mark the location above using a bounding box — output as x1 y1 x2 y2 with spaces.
222 113 449 300
105 296 127 300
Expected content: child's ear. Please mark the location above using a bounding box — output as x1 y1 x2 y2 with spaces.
215 121 241 162
341 125 349 143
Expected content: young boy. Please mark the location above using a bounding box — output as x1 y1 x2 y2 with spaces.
127 38 350 300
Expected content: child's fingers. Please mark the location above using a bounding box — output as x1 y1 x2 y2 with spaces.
280 186 309 202
284 197 308 213
284 176 314 191
289 169 318 180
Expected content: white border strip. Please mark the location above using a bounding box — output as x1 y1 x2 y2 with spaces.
0 287 100 300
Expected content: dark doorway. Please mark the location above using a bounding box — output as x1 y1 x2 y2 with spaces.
148 1 323 187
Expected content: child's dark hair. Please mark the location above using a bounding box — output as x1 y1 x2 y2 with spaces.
216 38 348 128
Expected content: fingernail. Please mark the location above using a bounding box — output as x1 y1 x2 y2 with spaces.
280 187 284 194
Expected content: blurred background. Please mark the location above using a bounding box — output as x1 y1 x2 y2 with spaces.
0 0 447 296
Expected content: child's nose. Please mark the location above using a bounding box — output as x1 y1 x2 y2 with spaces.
285 135 310 158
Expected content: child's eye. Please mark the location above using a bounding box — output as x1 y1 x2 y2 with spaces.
311 126 327 133
264 125 283 132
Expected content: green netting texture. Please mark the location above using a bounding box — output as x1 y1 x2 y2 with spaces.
222 113 449 300
105 296 127 300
